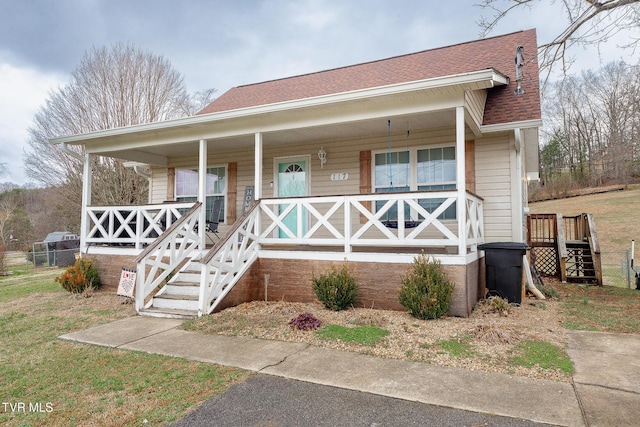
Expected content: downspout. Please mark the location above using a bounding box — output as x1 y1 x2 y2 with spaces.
60 142 85 162
514 128 524 242
133 165 151 180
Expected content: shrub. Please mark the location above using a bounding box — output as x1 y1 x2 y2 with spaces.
312 263 358 311
289 313 322 331
55 257 100 294
398 253 454 320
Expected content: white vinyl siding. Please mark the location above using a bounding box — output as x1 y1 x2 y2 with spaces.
475 134 514 242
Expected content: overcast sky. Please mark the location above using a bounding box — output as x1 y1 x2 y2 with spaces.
0 0 634 185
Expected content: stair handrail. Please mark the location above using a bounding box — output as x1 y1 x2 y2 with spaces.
586 213 603 285
198 201 261 315
134 202 202 313
556 213 568 282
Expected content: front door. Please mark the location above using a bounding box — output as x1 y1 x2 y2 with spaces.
276 157 309 238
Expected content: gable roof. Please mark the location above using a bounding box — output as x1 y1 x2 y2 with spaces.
198 29 540 126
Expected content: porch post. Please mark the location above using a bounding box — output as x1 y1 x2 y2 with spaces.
198 139 207 250
456 106 467 255
254 133 263 238
254 132 263 200
79 153 92 254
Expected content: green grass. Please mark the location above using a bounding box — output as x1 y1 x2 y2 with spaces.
0 265 249 426
509 340 574 375
559 283 640 333
436 336 477 358
316 324 389 346
0 266 61 302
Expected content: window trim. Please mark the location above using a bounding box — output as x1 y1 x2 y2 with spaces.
175 165 228 224
371 144 457 221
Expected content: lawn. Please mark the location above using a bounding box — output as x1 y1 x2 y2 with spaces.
529 185 640 252
0 265 250 427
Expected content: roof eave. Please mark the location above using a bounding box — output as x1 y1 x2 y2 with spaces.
50 68 509 146
481 119 543 133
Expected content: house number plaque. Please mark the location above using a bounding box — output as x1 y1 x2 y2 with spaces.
330 173 349 181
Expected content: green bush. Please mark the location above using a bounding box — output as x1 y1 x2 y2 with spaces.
398 253 454 320
312 263 358 311
55 257 100 294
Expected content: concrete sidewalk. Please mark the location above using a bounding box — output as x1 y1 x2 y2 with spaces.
59 317 640 427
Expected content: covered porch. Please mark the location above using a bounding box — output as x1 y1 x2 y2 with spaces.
57 70 516 317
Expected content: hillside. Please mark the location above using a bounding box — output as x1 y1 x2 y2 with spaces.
529 186 640 253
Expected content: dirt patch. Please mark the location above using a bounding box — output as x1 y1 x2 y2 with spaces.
185 291 570 382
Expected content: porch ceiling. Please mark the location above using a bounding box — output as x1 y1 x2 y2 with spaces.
99 109 460 162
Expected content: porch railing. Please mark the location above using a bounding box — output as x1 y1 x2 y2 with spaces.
259 191 483 254
85 202 195 248
199 201 260 315
133 202 202 312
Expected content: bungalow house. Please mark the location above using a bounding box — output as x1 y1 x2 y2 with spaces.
51 29 542 318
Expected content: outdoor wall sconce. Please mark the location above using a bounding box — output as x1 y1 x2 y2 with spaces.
318 147 327 169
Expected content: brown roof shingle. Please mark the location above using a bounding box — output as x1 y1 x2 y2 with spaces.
198 29 540 126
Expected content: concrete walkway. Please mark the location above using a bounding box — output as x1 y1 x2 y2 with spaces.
59 317 640 427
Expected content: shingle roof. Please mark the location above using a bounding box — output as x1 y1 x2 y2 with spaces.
198 29 540 126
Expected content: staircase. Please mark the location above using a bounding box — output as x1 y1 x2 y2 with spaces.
141 257 201 319
135 201 261 319
527 213 602 285
565 240 597 283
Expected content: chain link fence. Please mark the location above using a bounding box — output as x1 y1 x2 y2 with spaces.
1 246 79 273
601 250 634 288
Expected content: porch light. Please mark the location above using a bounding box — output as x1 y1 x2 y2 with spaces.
318 147 327 169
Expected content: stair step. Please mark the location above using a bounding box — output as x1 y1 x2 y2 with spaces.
163 283 200 297
155 293 198 300
140 307 198 319
152 293 199 311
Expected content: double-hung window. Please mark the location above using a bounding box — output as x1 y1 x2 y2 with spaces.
175 166 226 223
372 146 456 220
417 146 456 219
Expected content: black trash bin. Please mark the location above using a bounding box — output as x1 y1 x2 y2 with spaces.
478 242 529 304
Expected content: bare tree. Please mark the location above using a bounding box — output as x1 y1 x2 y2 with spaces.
541 60 640 189
23 43 214 233
477 0 640 84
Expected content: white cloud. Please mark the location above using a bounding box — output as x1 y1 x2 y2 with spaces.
0 63 66 185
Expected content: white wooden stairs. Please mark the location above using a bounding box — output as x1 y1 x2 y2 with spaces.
140 257 201 319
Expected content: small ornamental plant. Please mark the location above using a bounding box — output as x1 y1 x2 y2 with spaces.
312 263 359 311
55 257 100 294
289 313 322 331
398 253 454 320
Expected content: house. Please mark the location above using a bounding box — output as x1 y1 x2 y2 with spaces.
51 29 542 318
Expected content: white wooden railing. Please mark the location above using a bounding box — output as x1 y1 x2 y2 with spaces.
86 202 194 248
134 202 202 313
259 191 483 253
199 202 260 315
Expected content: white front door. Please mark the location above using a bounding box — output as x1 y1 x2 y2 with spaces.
275 156 309 238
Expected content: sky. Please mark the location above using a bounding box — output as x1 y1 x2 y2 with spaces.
0 0 635 186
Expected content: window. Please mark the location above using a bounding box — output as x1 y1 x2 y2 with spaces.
176 166 226 223
372 146 456 220
417 147 456 219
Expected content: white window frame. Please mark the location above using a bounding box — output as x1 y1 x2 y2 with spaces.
175 165 227 224
372 144 457 220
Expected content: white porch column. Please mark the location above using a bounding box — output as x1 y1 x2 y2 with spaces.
79 153 92 254
254 132 263 200
198 139 207 250
456 106 467 255
254 132 263 239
